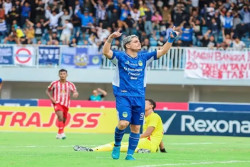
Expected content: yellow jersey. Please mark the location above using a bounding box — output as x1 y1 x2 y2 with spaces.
143 112 163 146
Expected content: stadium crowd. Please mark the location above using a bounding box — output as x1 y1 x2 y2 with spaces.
0 0 249 50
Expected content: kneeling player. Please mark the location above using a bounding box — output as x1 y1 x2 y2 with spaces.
74 99 167 153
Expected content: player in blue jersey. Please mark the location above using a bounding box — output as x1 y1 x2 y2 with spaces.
102 27 178 160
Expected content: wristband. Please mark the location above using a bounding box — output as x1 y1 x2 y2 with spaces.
167 31 177 43
168 37 175 43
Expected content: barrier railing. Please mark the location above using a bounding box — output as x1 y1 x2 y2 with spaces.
0 44 249 71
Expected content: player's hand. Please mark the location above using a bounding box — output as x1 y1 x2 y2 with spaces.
170 26 179 38
72 92 79 98
51 98 56 104
160 148 167 153
109 28 122 39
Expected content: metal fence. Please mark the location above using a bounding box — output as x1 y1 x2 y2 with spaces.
1 44 249 71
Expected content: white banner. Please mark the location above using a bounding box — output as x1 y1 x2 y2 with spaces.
185 48 250 80
14 46 35 66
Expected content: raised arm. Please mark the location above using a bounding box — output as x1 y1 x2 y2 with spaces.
102 28 122 59
97 88 107 96
156 27 179 58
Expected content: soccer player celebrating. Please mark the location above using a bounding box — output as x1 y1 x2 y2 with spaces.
102 28 178 160
46 69 79 139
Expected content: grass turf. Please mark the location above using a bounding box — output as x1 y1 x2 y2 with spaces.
0 132 249 167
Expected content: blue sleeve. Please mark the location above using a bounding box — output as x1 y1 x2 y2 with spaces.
0 78 2 83
77 11 83 18
110 51 121 66
144 51 157 61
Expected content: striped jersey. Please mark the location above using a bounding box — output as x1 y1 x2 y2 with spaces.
47 80 76 108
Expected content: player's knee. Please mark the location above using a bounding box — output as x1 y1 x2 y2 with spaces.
130 125 140 133
118 121 129 130
57 116 64 122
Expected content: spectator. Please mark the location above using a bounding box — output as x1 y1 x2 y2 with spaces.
76 10 94 33
0 18 7 40
124 14 136 35
144 5 153 37
20 1 31 27
35 0 45 23
179 21 193 47
59 19 73 45
3 0 12 15
221 11 233 36
45 6 64 29
60 6 73 26
47 32 59 45
232 36 245 50
69 37 78 47
89 88 107 101
117 3 129 29
239 6 250 38
151 11 162 31
4 27 18 44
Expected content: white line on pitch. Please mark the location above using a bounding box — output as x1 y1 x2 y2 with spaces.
134 160 250 167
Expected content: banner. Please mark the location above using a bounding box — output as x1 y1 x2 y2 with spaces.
185 48 250 80
38 99 188 110
14 46 35 66
0 46 13 65
189 102 250 112
38 46 60 65
61 47 102 68
0 107 117 133
156 110 250 137
0 99 38 106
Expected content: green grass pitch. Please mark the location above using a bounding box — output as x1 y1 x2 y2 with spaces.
0 132 249 167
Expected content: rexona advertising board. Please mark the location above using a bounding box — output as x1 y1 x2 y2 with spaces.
156 111 250 137
0 107 117 133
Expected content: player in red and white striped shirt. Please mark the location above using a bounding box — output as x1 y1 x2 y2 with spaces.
46 69 79 139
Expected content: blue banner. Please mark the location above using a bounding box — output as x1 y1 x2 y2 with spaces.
156 110 250 137
61 47 102 68
189 102 250 112
38 47 60 65
0 99 38 106
0 46 13 65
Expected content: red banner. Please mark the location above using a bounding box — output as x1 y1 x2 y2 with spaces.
38 99 188 111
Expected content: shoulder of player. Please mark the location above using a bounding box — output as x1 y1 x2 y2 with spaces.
66 81 75 85
151 112 162 120
49 80 59 86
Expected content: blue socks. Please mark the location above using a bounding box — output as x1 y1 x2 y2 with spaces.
127 132 140 155
114 127 125 146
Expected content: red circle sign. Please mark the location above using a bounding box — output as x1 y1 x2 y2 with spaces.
15 48 32 63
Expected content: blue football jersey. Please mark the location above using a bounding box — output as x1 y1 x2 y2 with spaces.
110 51 157 97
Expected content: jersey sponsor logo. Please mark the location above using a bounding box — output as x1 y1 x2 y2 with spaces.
181 115 250 134
125 61 130 65
121 90 127 93
122 112 128 118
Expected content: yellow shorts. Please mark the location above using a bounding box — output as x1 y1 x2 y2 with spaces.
137 138 158 153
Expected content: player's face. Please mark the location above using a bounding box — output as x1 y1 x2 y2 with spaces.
127 37 141 51
145 100 152 111
59 71 67 80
